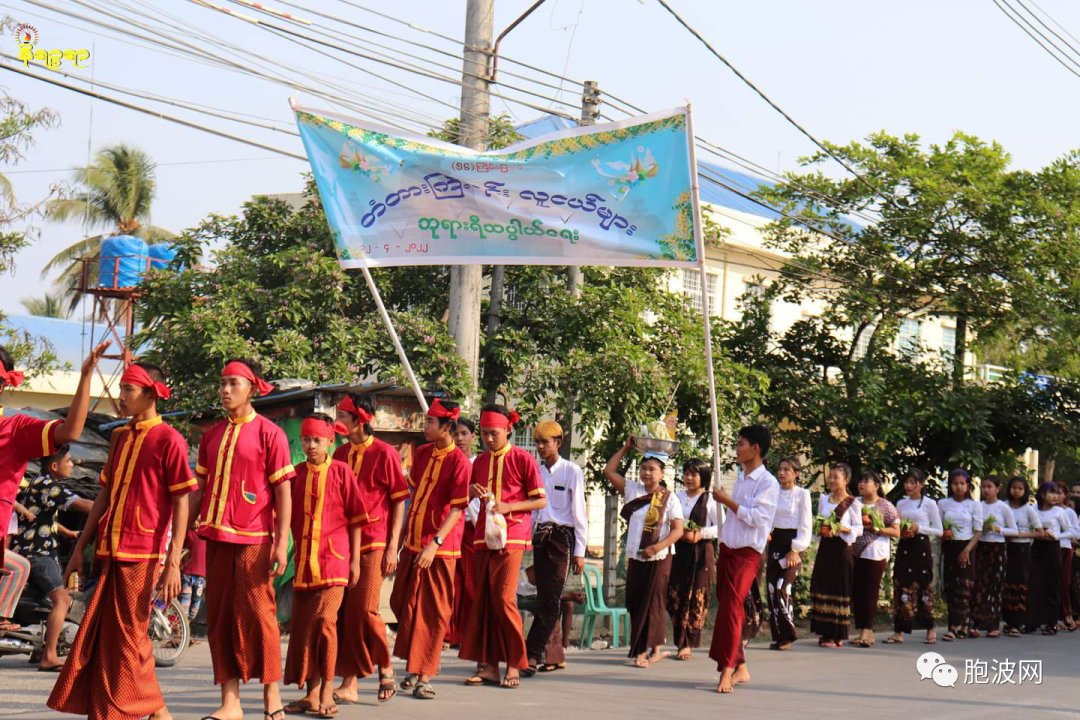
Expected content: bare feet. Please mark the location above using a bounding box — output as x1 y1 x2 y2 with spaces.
150 707 174 720
332 678 358 705
633 654 649 668
732 663 750 685
716 668 735 694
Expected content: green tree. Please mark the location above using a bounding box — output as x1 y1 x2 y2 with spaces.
43 144 174 310
428 113 524 149
756 132 1079 384
20 293 70 319
0 72 62 378
135 177 470 412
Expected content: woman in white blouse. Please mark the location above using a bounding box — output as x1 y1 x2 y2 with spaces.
766 456 811 651
1028 482 1067 634
851 471 900 648
809 463 862 648
937 468 982 641
1004 476 1044 636
971 475 1018 637
666 458 721 660
1053 486 1079 631
605 438 684 667
887 468 942 645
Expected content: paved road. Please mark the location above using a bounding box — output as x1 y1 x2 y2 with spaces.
1 630 1077 719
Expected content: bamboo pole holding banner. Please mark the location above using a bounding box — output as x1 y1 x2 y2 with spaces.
358 264 430 413
684 104 724 480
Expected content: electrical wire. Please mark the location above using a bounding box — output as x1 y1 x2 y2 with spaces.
2 61 308 160
993 0 1080 79
653 0 895 204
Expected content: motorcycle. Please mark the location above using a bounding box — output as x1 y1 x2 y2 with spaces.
0 579 191 668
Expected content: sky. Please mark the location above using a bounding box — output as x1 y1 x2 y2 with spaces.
4 0 1080 317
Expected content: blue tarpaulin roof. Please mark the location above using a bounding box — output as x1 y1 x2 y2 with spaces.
513 115 780 221
3 314 122 376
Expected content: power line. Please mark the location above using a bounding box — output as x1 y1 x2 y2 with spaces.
653 0 893 203
993 0 1080 79
3 156 293 174
2 61 308 160
1009 0 1080 65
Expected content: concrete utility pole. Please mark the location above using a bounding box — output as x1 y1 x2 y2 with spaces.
448 0 494 404
566 80 599 299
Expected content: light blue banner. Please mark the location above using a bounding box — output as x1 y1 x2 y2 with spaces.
293 104 698 268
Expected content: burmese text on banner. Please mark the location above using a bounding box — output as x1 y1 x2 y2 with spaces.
292 104 698 268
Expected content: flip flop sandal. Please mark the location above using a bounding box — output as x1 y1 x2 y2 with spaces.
987 631 1001 638
538 662 566 672
283 701 313 715
265 709 286 720
413 682 436 700
967 629 981 638
924 637 937 644
941 632 957 642
316 705 337 718
1006 628 1021 637
377 679 397 703
37 665 64 672
521 663 537 677
331 693 358 706
399 674 418 690
883 637 903 644
464 675 500 686
501 675 520 689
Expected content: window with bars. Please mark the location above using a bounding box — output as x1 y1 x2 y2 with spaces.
942 326 956 355
511 425 538 460
898 318 922 354
853 324 876 359
681 269 718 315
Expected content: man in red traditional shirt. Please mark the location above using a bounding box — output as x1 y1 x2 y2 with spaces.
48 361 196 720
0 340 110 628
460 405 546 689
191 358 295 720
332 394 408 704
389 398 470 700
283 413 367 717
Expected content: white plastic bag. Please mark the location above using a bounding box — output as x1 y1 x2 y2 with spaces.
484 495 508 550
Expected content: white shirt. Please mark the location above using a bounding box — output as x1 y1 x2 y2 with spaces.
1036 506 1069 541
718 463 779 553
896 496 943 538
937 497 982 541
979 500 1018 543
1058 506 1080 549
817 495 863 546
857 499 900 561
676 490 722 540
1009 502 1042 544
464 455 481 524
534 456 588 558
623 479 683 562
771 486 813 552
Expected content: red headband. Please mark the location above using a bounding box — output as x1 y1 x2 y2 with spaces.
480 409 519 428
0 367 24 388
427 398 460 420
300 417 346 439
120 364 171 400
221 361 274 396
338 396 373 425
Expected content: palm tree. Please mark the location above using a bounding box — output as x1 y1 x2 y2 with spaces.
42 144 173 310
20 293 70 319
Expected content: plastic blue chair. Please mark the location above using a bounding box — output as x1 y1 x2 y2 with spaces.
579 563 630 649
